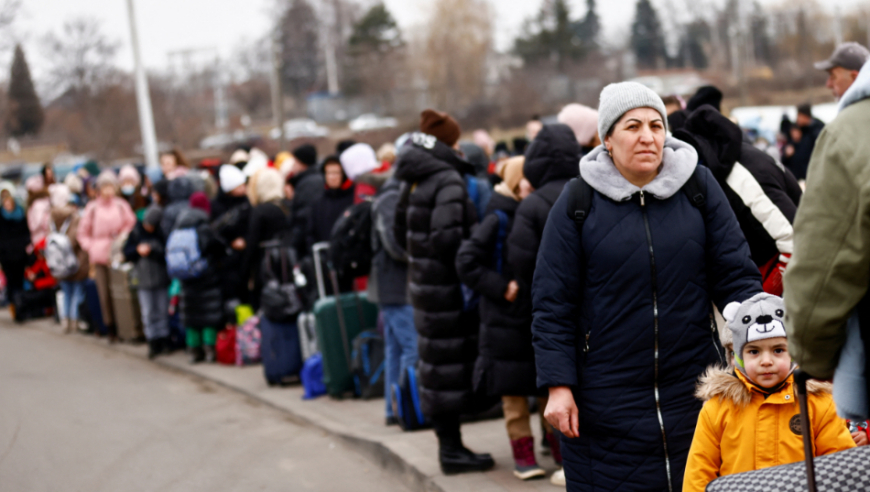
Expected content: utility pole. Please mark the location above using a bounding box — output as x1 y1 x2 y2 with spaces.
270 29 286 151
125 0 159 170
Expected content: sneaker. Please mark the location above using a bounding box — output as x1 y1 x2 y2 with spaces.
550 468 566 486
510 437 545 480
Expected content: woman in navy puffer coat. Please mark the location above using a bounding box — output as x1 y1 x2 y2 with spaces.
532 82 762 491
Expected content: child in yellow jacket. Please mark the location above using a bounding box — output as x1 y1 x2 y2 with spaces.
683 293 855 492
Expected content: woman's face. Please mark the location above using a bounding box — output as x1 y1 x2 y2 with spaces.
160 154 177 176
44 167 55 182
324 164 344 190
99 184 117 200
2 196 14 212
604 107 666 186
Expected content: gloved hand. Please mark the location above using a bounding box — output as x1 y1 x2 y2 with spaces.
761 253 790 296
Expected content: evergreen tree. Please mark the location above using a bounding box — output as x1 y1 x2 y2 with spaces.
348 3 402 51
6 44 44 137
631 0 667 70
574 0 600 52
514 0 585 71
279 0 320 98
681 20 709 69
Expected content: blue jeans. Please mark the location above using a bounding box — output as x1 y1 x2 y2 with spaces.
382 304 418 418
137 287 170 341
59 280 85 321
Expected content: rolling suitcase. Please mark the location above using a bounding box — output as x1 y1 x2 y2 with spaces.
706 370 870 492
109 264 144 342
260 316 303 386
311 242 379 398
297 311 318 361
11 288 57 323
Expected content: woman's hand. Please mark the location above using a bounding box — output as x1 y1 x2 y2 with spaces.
504 280 519 302
231 237 246 251
545 386 580 438
136 243 151 257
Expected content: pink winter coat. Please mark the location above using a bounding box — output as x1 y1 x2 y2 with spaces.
77 197 136 265
27 197 51 245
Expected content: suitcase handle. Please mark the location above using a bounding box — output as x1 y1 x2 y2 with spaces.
795 369 816 492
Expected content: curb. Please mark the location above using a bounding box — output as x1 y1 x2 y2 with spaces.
18 318 444 492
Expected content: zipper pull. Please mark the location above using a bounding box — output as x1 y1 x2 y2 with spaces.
584 332 590 353
639 191 646 207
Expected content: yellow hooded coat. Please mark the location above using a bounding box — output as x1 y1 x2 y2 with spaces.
683 367 855 492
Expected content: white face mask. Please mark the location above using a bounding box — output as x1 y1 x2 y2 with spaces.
121 184 135 196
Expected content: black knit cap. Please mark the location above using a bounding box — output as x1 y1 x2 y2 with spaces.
336 140 357 155
292 144 317 167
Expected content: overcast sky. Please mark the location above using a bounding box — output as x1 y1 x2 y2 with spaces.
12 0 869 84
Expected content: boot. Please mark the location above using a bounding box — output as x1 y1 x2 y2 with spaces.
510 437 545 480
204 345 216 363
189 346 205 364
438 435 494 475
148 339 161 360
545 432 563 465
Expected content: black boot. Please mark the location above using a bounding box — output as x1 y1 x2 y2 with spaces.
204 345 216 363
147 339 161 359
438 434 495 475
189 346 205 364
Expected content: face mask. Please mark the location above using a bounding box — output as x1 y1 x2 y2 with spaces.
121 185 135 196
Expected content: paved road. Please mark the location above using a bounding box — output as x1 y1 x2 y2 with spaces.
0 323 409 492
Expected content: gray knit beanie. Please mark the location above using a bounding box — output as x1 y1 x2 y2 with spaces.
597 82 668 143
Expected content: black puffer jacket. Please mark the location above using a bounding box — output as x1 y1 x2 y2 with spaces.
174 208 223 329
393 133 480 417
673 106 802 268
211 192 252 303
456 192 537 397
508 123 582 286
306 183 355 251
289 167 324 259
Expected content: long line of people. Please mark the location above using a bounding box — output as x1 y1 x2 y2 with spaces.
3 43 870 491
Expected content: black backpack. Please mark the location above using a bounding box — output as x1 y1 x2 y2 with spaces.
329 201 373 280
566 166 708 233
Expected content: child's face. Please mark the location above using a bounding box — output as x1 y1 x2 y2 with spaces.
743 337 791 388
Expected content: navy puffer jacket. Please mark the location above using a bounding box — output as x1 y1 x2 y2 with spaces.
532 138 761 491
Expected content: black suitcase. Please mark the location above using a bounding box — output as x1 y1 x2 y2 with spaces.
706 370 870 492
11 289 57 323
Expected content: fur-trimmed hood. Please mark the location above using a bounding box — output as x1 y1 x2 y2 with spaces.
579 137 698 202
695 365 831 407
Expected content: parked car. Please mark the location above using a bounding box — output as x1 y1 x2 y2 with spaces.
348 114 398 133
269 118 330 141
200 130 261 150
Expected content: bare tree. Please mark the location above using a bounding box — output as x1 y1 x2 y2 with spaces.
417 0 493 113
41 17 120 97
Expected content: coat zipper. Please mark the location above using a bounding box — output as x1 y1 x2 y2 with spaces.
639 191 673 492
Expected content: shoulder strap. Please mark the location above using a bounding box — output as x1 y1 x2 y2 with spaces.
493 210 509 274
565 176 593 236
682 166 707 210
59 217 71 235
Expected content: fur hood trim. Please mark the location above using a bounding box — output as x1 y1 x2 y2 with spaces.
579 137 698 202
695 365 831 407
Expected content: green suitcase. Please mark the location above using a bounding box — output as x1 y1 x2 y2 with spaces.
313 292 379 397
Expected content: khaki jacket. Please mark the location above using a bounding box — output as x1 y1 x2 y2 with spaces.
783 97 870 378
683 368 854 492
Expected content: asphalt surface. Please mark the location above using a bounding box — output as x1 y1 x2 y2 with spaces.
0 323 409 492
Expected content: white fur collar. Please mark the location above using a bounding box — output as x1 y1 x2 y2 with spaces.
579 137 699 202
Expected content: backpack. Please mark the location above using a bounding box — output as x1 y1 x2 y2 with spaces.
235 315 262 365
465 175 492 220
566 166 709 234
301 352 327 400
329 201 373 280
391 365 430 431
45 218 79 279
165 228 208 280
351 330 385 399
